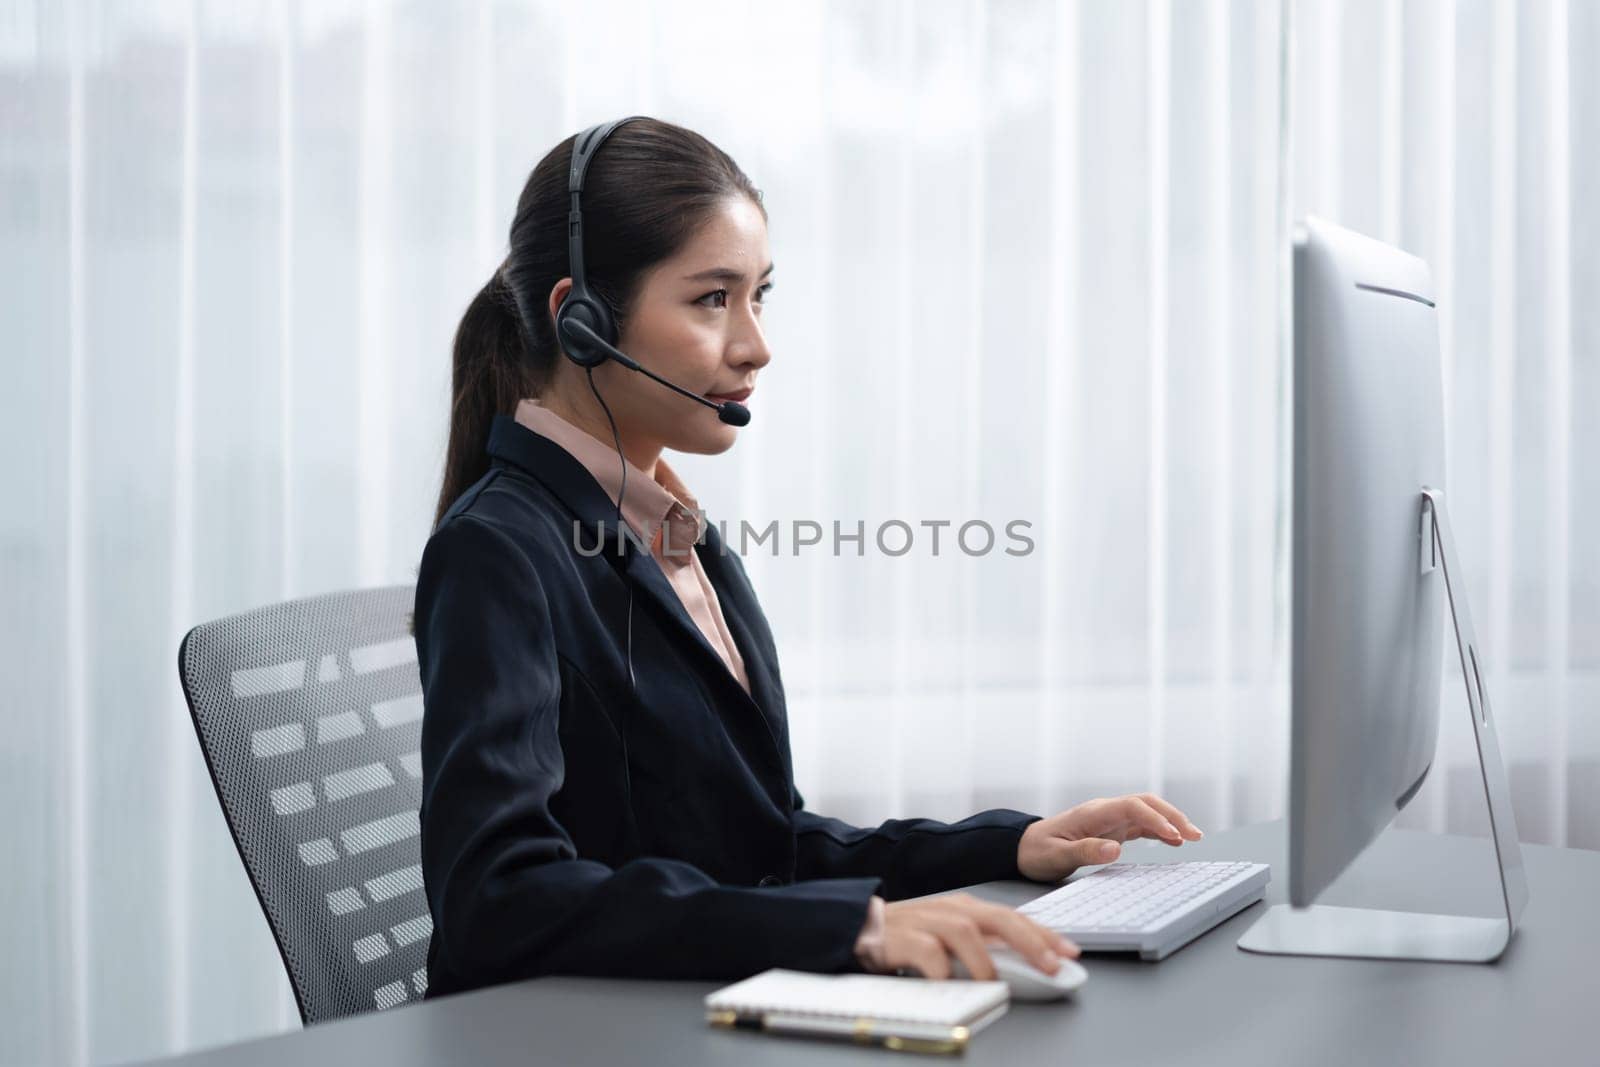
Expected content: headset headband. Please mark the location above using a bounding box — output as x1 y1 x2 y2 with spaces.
567 116 645 290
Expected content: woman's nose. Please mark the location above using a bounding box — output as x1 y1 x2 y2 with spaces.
733 317 773 369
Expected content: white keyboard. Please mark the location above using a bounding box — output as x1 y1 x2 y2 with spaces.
1018 860 1271 960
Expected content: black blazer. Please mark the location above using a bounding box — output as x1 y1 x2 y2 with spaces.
413 415 1041 999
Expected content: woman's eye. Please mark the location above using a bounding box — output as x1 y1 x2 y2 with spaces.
696 284 772 309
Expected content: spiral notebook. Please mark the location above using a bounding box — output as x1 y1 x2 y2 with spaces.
705 969 1010 1055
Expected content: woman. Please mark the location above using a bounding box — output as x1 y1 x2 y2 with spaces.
413 116 1203 1000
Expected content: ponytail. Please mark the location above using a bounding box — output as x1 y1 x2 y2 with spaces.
433 266 536 529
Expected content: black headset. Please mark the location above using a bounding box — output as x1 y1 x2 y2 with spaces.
551 118 649 833
554 116 642 369
551 118 646 700
550 115 754 680
545 118 756 845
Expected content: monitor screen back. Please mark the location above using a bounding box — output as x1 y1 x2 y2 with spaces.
1290 216 1446 907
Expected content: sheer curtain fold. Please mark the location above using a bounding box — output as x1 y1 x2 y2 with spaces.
0 1 1592 1063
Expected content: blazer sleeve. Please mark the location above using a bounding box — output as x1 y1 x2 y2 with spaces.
725 550 1044 902
415 514 881 986
791 790 1043 901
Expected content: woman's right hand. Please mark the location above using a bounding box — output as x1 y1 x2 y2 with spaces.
879 893 1078 980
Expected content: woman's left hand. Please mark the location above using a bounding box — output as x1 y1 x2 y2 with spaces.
1016 793 1204 882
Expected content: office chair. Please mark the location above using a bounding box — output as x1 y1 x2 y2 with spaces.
178 585 431 1023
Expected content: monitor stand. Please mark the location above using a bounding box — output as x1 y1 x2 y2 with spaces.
1236 488 1529 963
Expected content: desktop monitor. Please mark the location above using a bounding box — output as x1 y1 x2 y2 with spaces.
1287 216 1446 906
1237 216 1526 963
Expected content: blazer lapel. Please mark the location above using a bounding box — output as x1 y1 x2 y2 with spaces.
618 540 791 810
696 523 784 727
486 416 785 748
616 538 745 689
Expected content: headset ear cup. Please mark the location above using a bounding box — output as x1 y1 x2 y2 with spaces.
556 292 616 368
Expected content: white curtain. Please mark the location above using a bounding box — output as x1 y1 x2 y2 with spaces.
1284 0 1597 849
1 1 1593 1063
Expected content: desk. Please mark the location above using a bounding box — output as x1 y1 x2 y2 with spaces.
132 821 1596 1066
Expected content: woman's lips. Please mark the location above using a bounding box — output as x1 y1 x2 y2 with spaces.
706 387 753 403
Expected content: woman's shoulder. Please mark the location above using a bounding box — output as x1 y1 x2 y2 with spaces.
427 465 576 567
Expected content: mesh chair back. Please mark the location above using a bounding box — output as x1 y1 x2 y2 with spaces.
178 585 431 1023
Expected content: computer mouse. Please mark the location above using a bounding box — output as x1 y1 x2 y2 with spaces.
950 946 1088 1001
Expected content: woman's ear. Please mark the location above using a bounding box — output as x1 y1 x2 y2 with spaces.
547 276 574 329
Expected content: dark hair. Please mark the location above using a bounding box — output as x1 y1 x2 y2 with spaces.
433 117 765 528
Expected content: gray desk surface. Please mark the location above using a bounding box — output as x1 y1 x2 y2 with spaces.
135 821 1597 1066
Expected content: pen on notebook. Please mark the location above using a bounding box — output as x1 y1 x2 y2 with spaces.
708 1010 970 1055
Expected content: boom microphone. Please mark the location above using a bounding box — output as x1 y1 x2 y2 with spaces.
558 318 752 427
